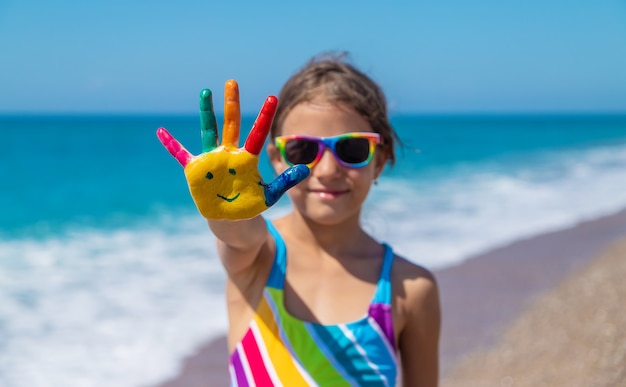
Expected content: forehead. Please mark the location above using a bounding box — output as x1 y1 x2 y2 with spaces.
279 102 373 137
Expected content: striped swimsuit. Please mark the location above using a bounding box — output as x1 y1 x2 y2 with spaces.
229 221 398 386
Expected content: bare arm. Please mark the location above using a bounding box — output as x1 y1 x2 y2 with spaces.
209 216 269 274
399 268 441 386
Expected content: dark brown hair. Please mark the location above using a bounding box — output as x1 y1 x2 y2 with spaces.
271 52 400 166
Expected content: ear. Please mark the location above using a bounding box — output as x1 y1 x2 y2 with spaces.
266 142 286 175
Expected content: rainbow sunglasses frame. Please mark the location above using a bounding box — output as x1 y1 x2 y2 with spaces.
275 132 381 169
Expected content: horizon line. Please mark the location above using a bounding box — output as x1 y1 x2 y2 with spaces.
2 110 626 118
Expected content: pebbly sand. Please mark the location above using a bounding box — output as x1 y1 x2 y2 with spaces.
156 209 626 387
441 233 626 386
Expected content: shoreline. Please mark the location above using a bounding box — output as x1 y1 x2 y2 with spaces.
155 208 626 386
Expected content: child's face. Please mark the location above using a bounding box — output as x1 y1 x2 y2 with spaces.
268 101 385 225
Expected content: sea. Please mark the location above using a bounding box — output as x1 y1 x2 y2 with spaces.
1 113 626 386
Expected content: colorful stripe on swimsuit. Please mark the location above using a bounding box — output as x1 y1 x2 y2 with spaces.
229 221 398 386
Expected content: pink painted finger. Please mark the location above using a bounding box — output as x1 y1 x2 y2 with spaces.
244 95 278 156
156 127 193 167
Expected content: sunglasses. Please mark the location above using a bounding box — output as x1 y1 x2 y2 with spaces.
275 132 381 169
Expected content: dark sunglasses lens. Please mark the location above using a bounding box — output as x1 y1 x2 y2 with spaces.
284 139 319 165
336 137 371 164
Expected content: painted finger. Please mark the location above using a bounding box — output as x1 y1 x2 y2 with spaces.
222 80 241 147
264 164 310 207
199 89 219 152
156 127 193 167
244 95 278 156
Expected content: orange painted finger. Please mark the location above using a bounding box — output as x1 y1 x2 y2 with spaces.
222 79 241 147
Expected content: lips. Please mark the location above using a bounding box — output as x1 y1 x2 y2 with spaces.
309 188 349 199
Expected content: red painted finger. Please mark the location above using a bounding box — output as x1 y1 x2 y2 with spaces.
244 96 278 156
157 127 193 167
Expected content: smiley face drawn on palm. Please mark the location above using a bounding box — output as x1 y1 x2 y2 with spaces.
157 80 309 220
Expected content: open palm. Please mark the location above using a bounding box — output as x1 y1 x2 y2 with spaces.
157 80 309 220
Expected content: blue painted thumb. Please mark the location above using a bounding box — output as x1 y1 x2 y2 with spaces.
264 164 310 207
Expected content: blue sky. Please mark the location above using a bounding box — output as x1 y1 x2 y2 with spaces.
1 1 625 114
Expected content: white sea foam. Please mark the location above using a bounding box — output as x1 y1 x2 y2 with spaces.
0 216 228 387
364 141 626 269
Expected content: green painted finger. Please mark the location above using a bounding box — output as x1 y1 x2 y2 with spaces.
200 89 219 152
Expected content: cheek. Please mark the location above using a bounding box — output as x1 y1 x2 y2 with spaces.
284 179 307 206
266 143 287 176
349 165 378 185
273 162 289 176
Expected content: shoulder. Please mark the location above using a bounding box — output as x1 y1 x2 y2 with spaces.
391 254 439 301
391 254 441 331
391 255 442 387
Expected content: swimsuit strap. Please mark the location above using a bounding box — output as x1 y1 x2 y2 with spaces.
265 219 286 290
372 243 394 305
369 243 396 351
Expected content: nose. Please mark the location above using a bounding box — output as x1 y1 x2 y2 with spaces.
314 147 342 177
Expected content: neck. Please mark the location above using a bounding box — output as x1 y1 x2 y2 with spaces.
282 211 373 256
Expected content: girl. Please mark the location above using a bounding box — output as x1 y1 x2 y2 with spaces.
160 53 441 386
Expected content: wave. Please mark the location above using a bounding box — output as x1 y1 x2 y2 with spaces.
0 216 227 387
365 140 626 269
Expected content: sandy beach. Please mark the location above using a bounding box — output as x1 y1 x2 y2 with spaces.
156 209 626 387
441 234 626 386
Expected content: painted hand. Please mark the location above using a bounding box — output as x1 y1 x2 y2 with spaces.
156 80 310 220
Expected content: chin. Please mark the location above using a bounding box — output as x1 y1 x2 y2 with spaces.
300 204 360 227
289 190 363 226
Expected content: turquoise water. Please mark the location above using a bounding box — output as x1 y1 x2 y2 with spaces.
3 114 625 235
1 114 626 386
